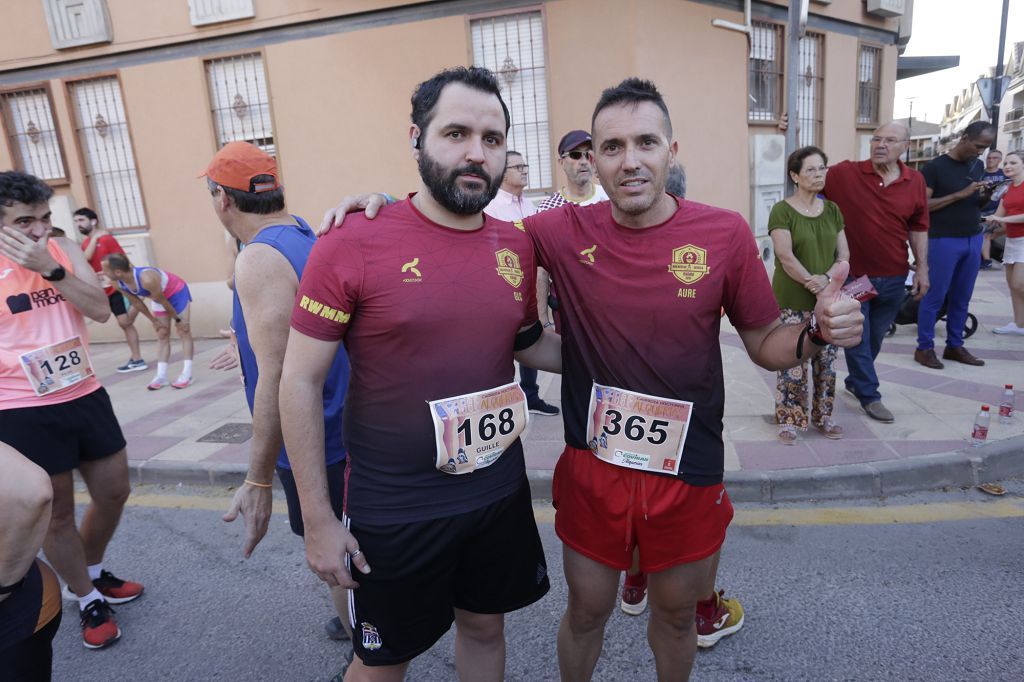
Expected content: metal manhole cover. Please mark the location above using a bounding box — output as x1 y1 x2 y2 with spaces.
197 422 253 444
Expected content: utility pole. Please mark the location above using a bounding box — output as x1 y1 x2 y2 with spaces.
991 0 1010 148
784 0 808 192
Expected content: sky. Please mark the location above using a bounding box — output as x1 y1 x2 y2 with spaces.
894 0 1024 123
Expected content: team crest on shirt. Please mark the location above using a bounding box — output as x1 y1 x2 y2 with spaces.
494 248 524 288
512 220 526 232
668 245 710 285
361 622 383 650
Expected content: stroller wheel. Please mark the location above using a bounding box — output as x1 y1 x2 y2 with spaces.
963 313 978 339
886 323 897 337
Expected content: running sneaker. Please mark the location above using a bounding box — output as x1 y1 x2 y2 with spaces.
528 399 560 416
171 374 194 389
116 358 148 373
993 322 1024 336
80 599 121 649
147 377 169 391
696 590 745 648
620 571 648 616
325 616 351 641
62 571 144 605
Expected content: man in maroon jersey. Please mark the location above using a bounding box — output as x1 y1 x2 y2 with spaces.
322 77 862 681
279 67 560 681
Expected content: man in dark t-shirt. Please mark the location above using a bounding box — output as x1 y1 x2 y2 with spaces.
915 122 997 369
280 68 559 679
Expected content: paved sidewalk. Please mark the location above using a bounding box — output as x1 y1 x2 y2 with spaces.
89 267 1024 502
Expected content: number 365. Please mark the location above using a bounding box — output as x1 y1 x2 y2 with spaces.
604 409 668 445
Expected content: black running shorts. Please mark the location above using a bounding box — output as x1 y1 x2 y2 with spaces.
276 460 346 536
348 479 549 666
107 292 128 317
0 388 126 475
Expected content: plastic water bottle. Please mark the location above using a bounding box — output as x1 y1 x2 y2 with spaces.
998 385 1015 424
971 405 990 447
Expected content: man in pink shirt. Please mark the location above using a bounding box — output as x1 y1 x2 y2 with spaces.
0 171 143 650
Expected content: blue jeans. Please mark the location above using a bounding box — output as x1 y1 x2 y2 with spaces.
916 234 982 350
519 363 539 404
844 275 906 405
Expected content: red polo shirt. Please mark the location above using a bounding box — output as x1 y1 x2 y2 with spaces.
822 160 929 278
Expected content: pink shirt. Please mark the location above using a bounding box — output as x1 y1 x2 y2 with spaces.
484 189 538 222
1 241 101 409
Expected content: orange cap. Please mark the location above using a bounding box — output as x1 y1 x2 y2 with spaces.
199 141 281 193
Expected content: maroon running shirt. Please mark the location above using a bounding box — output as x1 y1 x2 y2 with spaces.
523 197 780 485
291 198 538 523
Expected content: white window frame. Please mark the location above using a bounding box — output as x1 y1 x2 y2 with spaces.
470 9 553 191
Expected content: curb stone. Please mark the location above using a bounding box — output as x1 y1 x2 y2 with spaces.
126 435 1024 503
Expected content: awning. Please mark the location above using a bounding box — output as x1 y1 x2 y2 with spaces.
897 55 960 80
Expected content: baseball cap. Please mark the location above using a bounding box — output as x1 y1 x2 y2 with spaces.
199 141 281 193
557 130 592 156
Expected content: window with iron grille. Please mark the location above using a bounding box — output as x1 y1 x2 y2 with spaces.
857 45 882 126
796 32 824 147
205 53 275 154
67 76 147 229
471 11 552 190
748 21 785 122
1 87 68 181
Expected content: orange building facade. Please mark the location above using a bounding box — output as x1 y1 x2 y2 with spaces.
0 0 906 337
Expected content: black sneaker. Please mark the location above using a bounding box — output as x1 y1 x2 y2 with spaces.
116 358 148 373
528 400 560 416
325 616 351 641
81 599 121 649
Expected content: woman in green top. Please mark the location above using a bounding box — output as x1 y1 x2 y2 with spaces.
769 146 850 444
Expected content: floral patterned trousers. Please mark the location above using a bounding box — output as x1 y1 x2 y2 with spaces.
775 308 838 430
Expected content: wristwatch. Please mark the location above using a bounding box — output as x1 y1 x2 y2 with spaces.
41 265 66 282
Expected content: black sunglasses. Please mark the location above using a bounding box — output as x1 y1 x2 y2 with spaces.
561 150 592 161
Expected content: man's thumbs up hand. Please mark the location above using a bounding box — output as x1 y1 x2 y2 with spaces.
812 261 863 348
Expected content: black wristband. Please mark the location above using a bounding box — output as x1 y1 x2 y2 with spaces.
514 320 543 351
807 313 828 347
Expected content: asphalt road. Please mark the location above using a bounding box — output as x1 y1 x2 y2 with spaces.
50 482 1024 682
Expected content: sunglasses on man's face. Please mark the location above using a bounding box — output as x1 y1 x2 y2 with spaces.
562 150 592 161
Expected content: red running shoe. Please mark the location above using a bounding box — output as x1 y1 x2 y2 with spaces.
696 590 745 648
80 599 121 649
620 571 648 616
93 570 144 604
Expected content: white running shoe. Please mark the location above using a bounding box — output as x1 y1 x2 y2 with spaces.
993 322 1024 335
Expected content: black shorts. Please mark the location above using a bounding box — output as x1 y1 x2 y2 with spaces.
276 461 346 536
107 291 128 317
0 388 126 476
348 479 549 666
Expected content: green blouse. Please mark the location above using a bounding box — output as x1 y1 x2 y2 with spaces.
768 199 844 311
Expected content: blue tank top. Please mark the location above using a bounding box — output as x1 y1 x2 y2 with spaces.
232 217 348 469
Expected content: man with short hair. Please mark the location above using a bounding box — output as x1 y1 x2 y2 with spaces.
485 151 559 417
280 67 559 681
536 130 609 211
200 141 354 645
980 149 1009 269
821 121 930 423
326 77 863 681
914 121 998 370
74 208 146 373
0 171 143 650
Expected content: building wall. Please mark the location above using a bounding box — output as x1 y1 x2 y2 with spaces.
1 0 905 338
